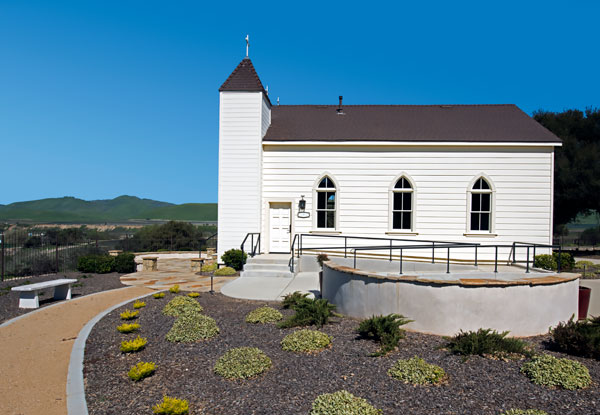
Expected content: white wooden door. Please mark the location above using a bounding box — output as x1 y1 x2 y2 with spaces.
269 203 291 253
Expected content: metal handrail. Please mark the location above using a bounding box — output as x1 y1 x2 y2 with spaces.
241 233 261 258
289 234 299 272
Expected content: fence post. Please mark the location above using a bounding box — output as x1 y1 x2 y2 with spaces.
494 246 498 273
474 246 478 267
446 247 450 274
399 248 403 274
389 240 392 262
1 232 4 281
344 237 347 258
432 242 435 264
55 243 59 273
526 246 530 273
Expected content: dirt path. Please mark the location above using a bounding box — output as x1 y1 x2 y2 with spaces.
0 286 153 415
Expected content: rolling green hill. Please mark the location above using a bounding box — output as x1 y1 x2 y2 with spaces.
0 196 217 223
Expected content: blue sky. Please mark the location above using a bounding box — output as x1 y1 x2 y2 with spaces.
1 0 598 205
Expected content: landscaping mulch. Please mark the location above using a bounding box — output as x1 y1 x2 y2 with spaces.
84 292 600 415
0 272 125 323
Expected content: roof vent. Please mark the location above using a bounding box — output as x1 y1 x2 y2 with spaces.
337 96 345 115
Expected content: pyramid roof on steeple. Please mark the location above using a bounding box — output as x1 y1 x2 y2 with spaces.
219 58 269 99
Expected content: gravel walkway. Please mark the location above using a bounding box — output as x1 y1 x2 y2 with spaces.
0 272 125 323
84 292 600 415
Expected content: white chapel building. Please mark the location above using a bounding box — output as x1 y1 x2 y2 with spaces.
217 57 561 262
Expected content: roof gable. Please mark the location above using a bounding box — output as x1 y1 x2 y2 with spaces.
263 104 561 144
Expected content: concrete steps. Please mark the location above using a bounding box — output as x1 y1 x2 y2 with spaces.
241 255 295 278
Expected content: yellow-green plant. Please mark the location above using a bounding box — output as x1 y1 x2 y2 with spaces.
153 292 166 299
246 306 283 324
281 329 332 354
133 300 146 309
214 347 272 379
152 395 189 415
214 266 236 276
166 313 220 342
162 296 203 317
310 390 381 415
501 410 548 415
169 284 180 293
117 323 140 333
520 354 591 390
120 310 140 320
201 263 218 272
128 361 156 381
187 292 200 298
388 356 446 385
120 335 148 353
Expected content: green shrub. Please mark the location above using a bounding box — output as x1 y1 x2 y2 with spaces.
534 252 575 271
388 356 446 385
310 390 381 415
282 291 309 309
187 292 200 298
246 306 283 324
221 249 247 270
575 260 595 269
169 285 180 293
554 251 575 270
152 395 189 415
551 316 600 359
128 361 156 381
117 323 140 333
278 298 336 329
201 263 218 272
120 336 147 353
316 253 329 267
501 410 548 415
214 347 272 380
153 292 166 299
445 329 531 359
120 310 140 320
133 300 146 309
520 354 591 390
162 296 203 317
114 252 136 273
76 254 115 274
281 329 332 353
357 314 412 356
214 266 236 276
166 313 220 342
534 254 556 270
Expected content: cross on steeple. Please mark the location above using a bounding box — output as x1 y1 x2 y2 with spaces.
245 35 249 57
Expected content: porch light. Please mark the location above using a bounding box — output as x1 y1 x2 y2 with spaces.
298 195 306 211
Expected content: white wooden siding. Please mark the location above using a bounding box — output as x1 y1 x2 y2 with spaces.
261 144 554 261
218 92 267 259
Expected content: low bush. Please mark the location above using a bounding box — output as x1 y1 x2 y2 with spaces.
214 347 272 380
152 396 189 415
214 266 236 276
166 313 220 342
120 310 140 320
575 260 595 269
310 390 381 415
114 252 136 273
278 298 336 329
357 314 412 356
77 254 115 274
534 254 555 271
246 306 283 324
117 323 140 333
133 300 146 309
551 316 600 359
282 291 309 309
120 336 147 353
187 292 200 298
501 410 548 415
153 292 166 299
281 329 332 353
201 263 218 272
388 356 446 385
534 252 575 271
169 285 180 293
128 361 156 381
316 253 329 267
445 329 531 359
221 249 247 270
520 354 591 390
162 296 203 317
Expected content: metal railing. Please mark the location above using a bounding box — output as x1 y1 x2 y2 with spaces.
241 233 261 258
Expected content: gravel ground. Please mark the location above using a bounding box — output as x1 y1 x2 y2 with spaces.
0 272 126 324
84 292 600 415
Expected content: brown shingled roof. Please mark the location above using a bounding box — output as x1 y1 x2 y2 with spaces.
219 58 269 96
263 104 561 143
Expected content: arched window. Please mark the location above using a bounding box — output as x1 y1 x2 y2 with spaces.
316 176 336 229
392 177 413 230
470 177 492 231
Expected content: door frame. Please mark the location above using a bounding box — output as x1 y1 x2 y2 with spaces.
266 200 294 254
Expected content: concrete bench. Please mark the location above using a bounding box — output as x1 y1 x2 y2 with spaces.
142 256 158 271
11 278 78 309
190 258 205 272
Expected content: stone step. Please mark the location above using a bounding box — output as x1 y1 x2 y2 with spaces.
243 263 291 272
241 269 294 278
246 256 292 265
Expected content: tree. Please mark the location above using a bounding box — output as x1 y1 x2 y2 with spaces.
533 108 600 226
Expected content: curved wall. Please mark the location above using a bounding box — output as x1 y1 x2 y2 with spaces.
322 262 578 336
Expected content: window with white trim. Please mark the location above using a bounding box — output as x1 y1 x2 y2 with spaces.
392 177 413 230
316 176 336 229
470 177 492 231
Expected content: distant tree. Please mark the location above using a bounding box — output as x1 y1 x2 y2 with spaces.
533 108 600 226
